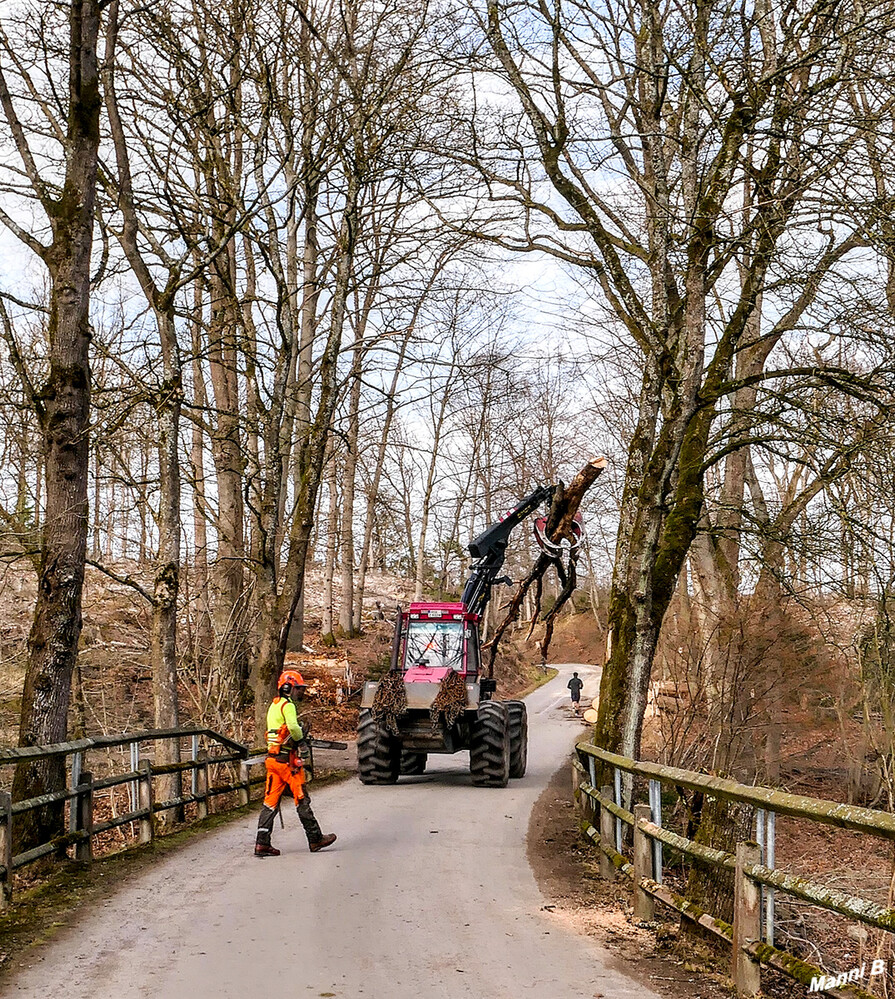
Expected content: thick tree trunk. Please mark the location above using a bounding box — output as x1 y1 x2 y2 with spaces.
321 459 339 642
595 350 720 766
103 17 183 813
11 0 101 851
207 267 248 695
189 286 213 661
339 329 363 637
150 313 183 819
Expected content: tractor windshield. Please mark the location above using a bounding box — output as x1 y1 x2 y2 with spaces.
404 620 465 670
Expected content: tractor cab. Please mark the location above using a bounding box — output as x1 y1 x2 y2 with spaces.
399 603 480 682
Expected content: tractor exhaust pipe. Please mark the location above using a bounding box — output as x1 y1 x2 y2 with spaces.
390 606 403 672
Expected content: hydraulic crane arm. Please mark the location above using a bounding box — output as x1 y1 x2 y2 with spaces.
460 484 555 617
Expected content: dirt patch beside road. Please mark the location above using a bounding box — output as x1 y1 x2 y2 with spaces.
527 761 738 999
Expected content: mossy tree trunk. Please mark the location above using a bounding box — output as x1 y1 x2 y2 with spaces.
1 0 103 851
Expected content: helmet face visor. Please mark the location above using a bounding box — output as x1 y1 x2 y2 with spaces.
277 667 307 700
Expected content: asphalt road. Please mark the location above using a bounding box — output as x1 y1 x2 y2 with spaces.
4 665 659 999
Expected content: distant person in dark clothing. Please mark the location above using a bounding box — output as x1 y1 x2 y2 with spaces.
568 672 584 714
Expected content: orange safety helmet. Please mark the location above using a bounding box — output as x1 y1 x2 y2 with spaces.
277 668 307 697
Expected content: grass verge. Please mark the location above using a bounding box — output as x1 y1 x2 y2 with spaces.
516 666 559 699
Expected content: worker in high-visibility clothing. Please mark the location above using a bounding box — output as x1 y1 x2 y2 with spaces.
254 668 337 857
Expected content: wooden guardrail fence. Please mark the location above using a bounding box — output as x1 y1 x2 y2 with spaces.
0 727 346 910
574 743 895 999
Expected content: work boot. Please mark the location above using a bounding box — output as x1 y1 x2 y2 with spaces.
308 833 337 853
254 843 281 858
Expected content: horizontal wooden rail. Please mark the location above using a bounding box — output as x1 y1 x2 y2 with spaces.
573 744 892 999
10 787 79 815
0 726 247 764
744 859 895 932
91 770 140 793
638 816 735 871
92 809 150 837
577 743 895 839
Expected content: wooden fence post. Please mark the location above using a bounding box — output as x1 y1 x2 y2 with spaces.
238 761 250 807
74 771 94 863
196 750 209 820
0 791 12 911
599 785 615 881
138 758 155 845
633 804 655 922
733 841 762 997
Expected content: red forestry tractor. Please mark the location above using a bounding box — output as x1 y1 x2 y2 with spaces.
358 484 579 787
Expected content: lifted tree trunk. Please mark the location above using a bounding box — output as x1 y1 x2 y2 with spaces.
487 458 606 670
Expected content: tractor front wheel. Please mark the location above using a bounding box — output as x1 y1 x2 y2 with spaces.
469 700 510 787
506 700 528 778
358 709 400 784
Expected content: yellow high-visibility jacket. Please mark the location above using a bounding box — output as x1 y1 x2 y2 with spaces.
266 697 304 755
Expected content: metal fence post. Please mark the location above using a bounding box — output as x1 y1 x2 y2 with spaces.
599 785 615 881
137 758 154 844
69 751 82 834
633 804 655 922
238 761 250 806
196 750 209 820
586 757 597 824
648 779 663 884
733 841 762 997
613 767 622 851
766 812 775 946
74 772 94 863
191 734 200 797
0 791 12 910
129 742 139 811
755 809 765 938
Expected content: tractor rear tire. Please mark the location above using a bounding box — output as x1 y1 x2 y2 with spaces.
469 700 510 788
358 709 400 784
400 751 427 775
506 700 528 778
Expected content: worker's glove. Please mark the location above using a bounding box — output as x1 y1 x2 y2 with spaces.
298 717 312 736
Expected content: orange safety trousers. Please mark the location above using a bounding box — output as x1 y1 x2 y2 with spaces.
263 756 306 807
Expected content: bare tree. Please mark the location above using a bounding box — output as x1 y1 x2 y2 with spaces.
0 0 104 847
